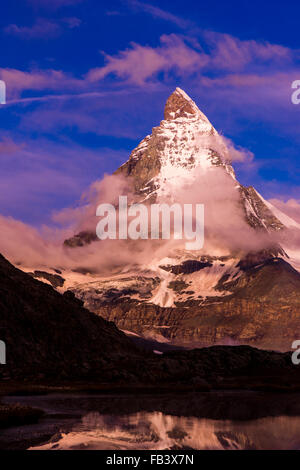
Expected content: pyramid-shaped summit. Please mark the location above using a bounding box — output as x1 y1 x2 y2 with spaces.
115 87 231 200
164 87 209 123
114 87 286 235
65 87 286 248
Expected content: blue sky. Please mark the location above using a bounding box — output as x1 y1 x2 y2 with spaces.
1 0 300 226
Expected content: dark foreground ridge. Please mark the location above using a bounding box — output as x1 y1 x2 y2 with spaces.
0 253 300 392
0 253 141 381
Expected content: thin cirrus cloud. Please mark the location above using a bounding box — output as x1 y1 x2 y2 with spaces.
5 18 61 39
27 0 84 9
125 0 194 29
62 16 81 28
4 17 81 39
18 88 163 140
204 30 291 69
123 0 293 70
0 68 85 99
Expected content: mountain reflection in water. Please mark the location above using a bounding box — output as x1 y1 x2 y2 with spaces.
30 412 300 450
1 392 300 450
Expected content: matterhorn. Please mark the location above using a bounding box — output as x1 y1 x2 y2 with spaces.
36 88 300 351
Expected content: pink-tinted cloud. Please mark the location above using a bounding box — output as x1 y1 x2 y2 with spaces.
4 16 81 39
0 138 299 273
0 68 84 99
195 133 254 164
0 168 266 271
1 30 295 103
1 30 299 167
87 34 207 85
87 32 293 86
269 198 300 224
126 0 193 29
62 16 81 28
205 31 291 71
28 0 84 9
0 135 128 225
4 18 61 39
17 88 163 139
195 69 300 140
0 137 24 155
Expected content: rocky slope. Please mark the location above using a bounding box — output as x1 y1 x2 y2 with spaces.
73 258 300 351
0 253 143 381
3 253 300 390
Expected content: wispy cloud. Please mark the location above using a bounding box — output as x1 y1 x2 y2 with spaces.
2 30 293 96
87 34 206 85
0 135 128 226
106 10 122 16
62 16 81 28
27 0 84 10
5 18 61 39
125 0 193 29
0 68 84 99
86 32 292 86
4 16 81 39
17 89 158 139
1 28 299 151
0 137 24 155
204 31 291 70
269 198 300 224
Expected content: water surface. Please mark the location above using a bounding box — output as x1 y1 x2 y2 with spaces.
2 392 300 450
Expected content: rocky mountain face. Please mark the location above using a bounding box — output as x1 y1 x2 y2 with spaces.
89 258 300 351
55 89 300 351
3 253 300 390
114 87 234 200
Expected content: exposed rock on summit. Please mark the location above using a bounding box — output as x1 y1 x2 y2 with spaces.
164 87 203 120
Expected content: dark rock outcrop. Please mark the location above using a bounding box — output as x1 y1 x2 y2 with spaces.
63 231 98 248
29 271 65 288
161 259 213 274
0 254 142 381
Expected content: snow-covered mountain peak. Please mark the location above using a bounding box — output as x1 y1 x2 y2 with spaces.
113 88 292 239
65 88 291 250
118 88 235 200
